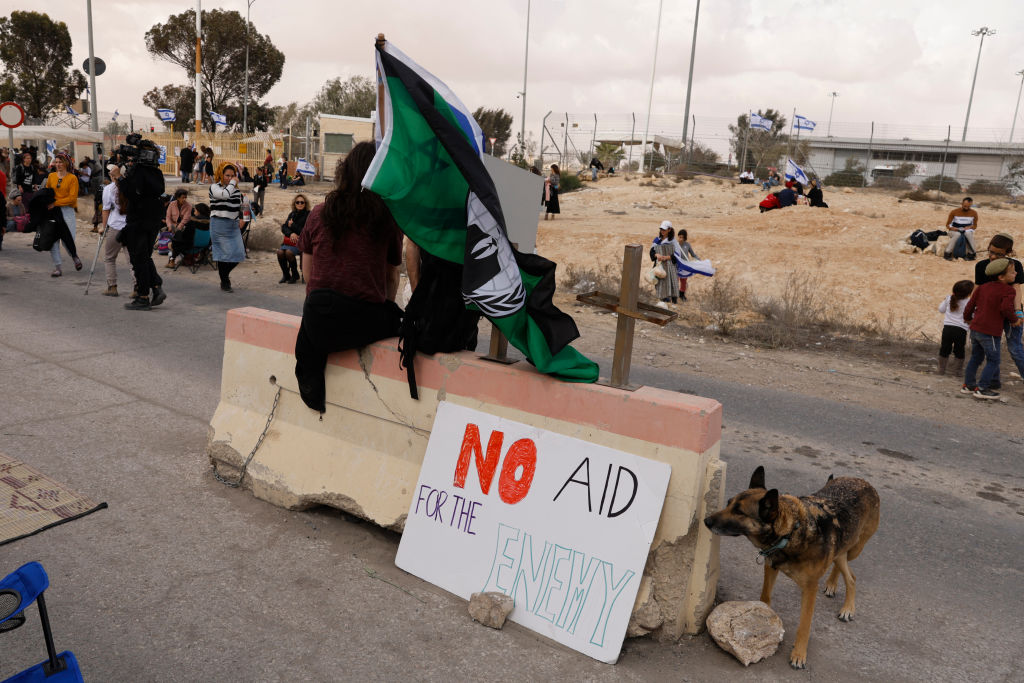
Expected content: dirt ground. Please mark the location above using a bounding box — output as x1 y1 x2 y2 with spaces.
63 176 1023 436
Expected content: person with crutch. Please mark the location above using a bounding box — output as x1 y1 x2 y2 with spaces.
88 164 136 297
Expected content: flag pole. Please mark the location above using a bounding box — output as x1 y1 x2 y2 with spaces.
740 113 750 173
195 0 202 135
375 33 387 136
639 0 664 173
785 106 795 173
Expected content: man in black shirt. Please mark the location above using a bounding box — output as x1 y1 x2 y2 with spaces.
179 144 195 183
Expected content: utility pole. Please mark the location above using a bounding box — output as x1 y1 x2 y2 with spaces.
826 91 838 137
962 26 995 142
243 0 255 135
195 0 202 135
679 0 700 171
85 0 100 163
639 0 664 173
1010 69 1024 144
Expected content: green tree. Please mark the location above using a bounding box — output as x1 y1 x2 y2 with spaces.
143 84 194 130
310 76 376 118
0 11 87 119
144 8 284 131
594 141 625 168
472 107 513 156
728 109 789 173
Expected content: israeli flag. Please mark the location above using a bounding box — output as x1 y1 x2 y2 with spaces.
785 158 810 185
749 112 772 132
45 140 56 162
295 158 316 176
111 109 119 121
66 105 78 117
158 145 167 165
209 111 227 126
157 108 176 123
795 115 816 132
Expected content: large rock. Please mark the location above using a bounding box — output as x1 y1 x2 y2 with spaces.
468 592 515 629
706 601 784 666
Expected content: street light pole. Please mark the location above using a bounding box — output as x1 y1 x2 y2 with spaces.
195 0 202 135
518 0 530 160
243 0 255 135
826 91 838 137
962 26 995 142
1010 69 1024 144
678 0 700 171
639 0 664 173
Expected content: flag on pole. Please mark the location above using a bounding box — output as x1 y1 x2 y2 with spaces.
45 140 57 163
66 105 79 118
111 109 119 122
295 158 316 176
362 39 598 382
794 115 816 132
785 158 810 185
209 111 227 126
749 112 772 132
157 108 176 123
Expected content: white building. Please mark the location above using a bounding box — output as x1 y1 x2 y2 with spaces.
804 137 1024 188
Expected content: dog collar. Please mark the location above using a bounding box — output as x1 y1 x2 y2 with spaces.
758 522 801 561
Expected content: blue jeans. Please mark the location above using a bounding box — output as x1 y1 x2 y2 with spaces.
1003 319 1024 379
964 330 1001 390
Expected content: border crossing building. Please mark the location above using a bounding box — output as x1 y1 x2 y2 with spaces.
804 137 1024 188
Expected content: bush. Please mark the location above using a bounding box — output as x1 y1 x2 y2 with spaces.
823 168 864 187
871 176 912 190
966 178 1009 196
920 175 961 193
559 172 582 193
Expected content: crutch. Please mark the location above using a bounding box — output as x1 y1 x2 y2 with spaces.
83 225 108 295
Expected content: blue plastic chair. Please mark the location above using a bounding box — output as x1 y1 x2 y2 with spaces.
0 562 84 683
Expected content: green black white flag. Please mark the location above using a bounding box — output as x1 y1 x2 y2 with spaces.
362 40 598 382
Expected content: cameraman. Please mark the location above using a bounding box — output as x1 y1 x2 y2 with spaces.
117 137 167 310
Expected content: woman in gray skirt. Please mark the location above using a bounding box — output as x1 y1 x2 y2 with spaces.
209 162 246 292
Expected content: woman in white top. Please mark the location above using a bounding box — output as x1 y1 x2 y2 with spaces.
100 164 136 297
208 162 246 292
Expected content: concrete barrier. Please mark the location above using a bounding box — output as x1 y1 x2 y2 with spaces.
208 307 725 640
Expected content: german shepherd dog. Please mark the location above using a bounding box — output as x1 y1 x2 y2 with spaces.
703 466 880 669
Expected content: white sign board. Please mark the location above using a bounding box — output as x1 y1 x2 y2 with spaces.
395 402 671 663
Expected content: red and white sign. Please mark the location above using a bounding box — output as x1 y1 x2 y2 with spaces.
395 401 671 663
0 101 25 128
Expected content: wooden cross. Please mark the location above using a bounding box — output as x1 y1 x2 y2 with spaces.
576 244 678 389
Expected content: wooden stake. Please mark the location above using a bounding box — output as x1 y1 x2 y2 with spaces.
610 245 642 387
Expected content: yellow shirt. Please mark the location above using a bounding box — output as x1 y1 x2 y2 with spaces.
46 172 79 211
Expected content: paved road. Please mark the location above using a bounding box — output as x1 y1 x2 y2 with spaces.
1 238 1021 682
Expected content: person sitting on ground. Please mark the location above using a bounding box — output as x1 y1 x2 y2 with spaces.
239 164 253 183
290 173 306 187
170 203 210 270
4 190 27 237
589 157 604 181
776 186 797 208
739 170 755 184
164 188 192 267
277 193 310 284
807 178 828 208
943 197 979 261
962 258 1020 399
293 141 404 413
973 233 1024 389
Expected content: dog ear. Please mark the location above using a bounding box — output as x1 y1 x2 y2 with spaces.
759 489 779 522
749 466 766 490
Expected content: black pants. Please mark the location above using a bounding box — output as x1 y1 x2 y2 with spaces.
294 289 403 412
122 223 162 298
939 325 967 359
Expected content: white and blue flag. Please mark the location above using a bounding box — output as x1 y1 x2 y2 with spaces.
209 111 227 126
66 105 79 118
795 115 816 132
158 145 167 165
111 109 119 121
785 158 810 185
45 140 57 163
295 158 316 176
157 108 176 123
749 112 772 132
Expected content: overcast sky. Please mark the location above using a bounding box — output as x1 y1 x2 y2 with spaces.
46 0 1024 151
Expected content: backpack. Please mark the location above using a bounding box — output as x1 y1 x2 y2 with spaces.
156 230 174 254
909 229 930 251
398 251 481 399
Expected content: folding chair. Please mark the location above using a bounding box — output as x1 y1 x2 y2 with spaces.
0 561 84 682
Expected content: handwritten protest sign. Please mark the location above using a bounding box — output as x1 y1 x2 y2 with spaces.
395 402 671 663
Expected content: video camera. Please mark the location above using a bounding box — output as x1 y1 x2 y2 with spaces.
113 133 161 167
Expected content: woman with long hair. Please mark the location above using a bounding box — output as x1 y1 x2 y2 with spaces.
208 162 246 292
277 193 309 283
44 151 82 277
293 141 404 412
544 163 560 220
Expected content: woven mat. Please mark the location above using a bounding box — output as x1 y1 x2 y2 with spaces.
0 452 107 546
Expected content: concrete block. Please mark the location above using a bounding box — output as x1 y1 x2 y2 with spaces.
208 307 725 637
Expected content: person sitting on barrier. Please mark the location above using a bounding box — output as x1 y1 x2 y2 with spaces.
277 193 309 284
293 141 404 413
944 197 979 261
4 190 27 238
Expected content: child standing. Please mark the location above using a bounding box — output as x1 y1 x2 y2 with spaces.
674 229 699 301
936 280 974 376
962 259 1020 399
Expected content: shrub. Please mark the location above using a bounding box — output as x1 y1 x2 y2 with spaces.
871 176 912 190
823 168 863 187
920 175 960 193
559 172 582 193
695 273 752 336
966 178 1009 196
